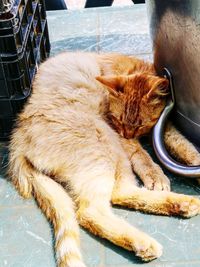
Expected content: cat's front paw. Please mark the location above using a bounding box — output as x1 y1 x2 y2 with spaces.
168 195 200 218
143 172 170 191
134 236 163 261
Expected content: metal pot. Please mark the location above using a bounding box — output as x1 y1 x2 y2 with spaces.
146 0 200 177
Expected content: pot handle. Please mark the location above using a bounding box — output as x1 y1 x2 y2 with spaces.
152 68 200 178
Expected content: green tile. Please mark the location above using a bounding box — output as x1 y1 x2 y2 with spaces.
80 229 102 267
98 5 148 36
47 9 98 40
0 206 55 267
50 36 99 56
0 178 34 207
98 33 152 55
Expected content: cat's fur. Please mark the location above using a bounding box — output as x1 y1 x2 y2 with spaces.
8 52 200 267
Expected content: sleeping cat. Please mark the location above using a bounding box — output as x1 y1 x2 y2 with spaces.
8 52 200 267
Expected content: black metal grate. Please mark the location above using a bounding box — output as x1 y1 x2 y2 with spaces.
0 0 50 140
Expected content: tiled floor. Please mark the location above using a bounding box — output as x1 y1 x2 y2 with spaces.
1 4 200 267
47 5 151 58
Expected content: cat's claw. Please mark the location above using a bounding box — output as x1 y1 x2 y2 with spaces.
134 237 163 261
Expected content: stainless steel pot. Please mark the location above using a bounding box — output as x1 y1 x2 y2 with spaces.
146 0 200 177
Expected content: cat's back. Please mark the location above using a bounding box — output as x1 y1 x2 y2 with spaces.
18 51 107 121
34 52 101 93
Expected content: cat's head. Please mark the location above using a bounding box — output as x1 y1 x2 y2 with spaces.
96 73 168 139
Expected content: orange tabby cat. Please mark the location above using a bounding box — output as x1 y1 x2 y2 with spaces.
8 52 200 267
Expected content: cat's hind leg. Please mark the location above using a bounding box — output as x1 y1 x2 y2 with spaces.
121 138 170 191
75 166 162 262
112 174 200 218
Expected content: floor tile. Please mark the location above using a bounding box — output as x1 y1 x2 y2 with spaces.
0 206 55 267
98 6 149 36
98 33 151 55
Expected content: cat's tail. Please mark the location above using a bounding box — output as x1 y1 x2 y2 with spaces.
9 156 86 267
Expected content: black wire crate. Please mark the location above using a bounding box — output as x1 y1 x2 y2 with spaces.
0 0 47 56
0 0 50 140
0 19 50 99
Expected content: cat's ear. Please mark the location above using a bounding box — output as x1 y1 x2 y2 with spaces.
96 75 127 95
147 77 169 99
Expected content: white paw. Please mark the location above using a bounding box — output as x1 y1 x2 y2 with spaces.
153 174 171 191
143 173 170 191
169 196 200 218
134 236 163 261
